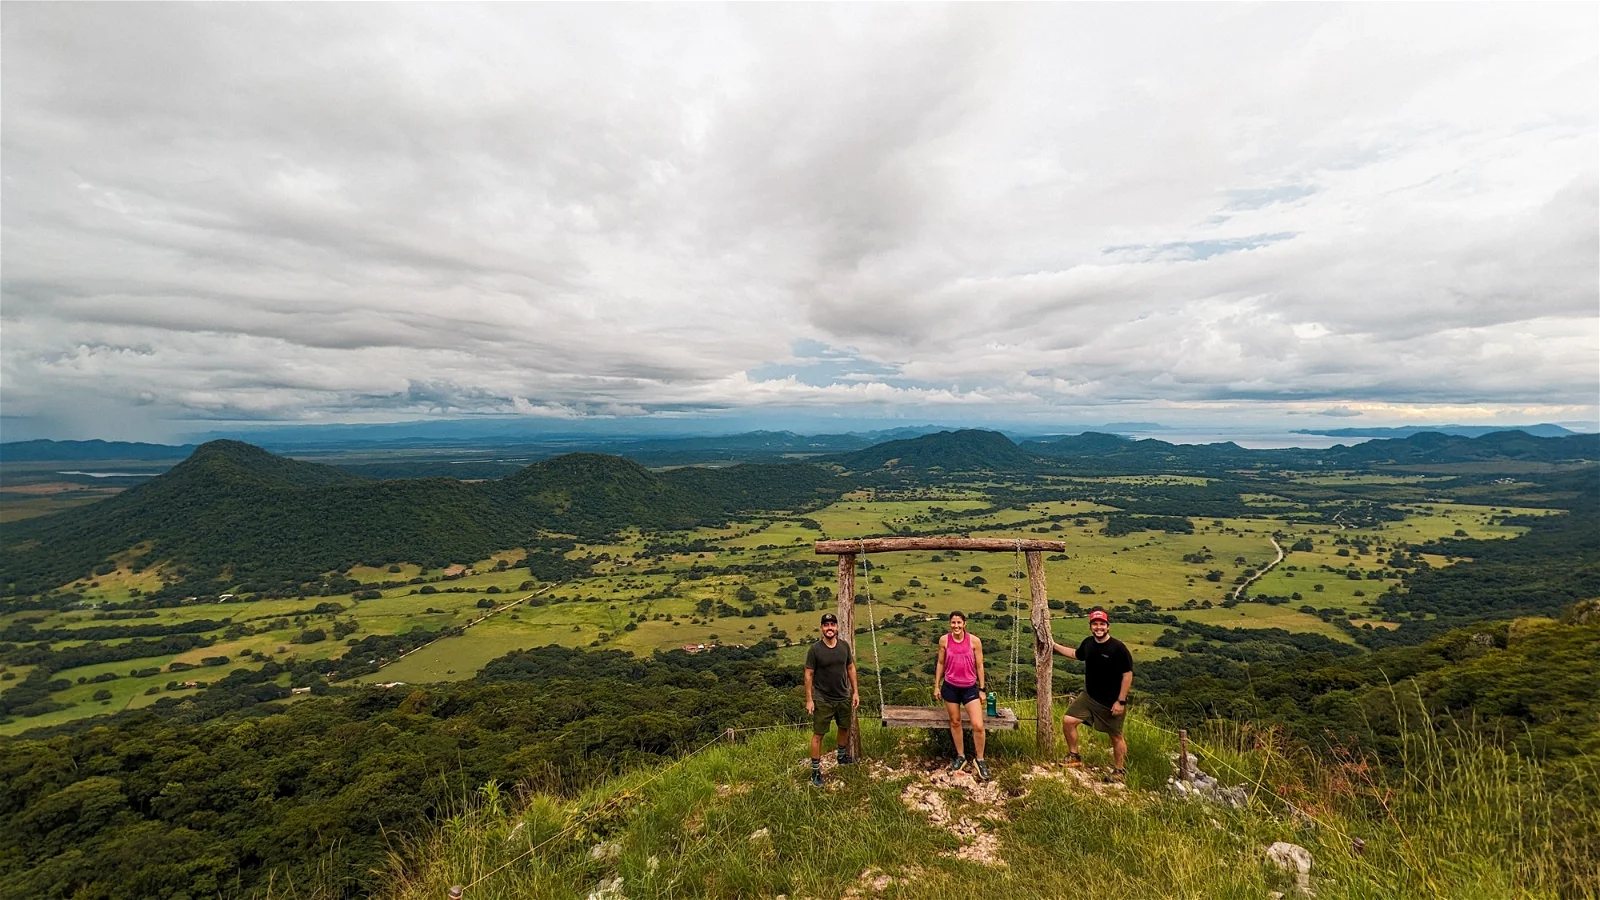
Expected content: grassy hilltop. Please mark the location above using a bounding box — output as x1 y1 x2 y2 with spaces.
389 690 1596 900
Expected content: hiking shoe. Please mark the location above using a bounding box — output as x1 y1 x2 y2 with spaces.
975 759 992 782
810 768 824 788
1063 753 1084 769
1102 767 1126 784
836 753 856 765
948 755 968 773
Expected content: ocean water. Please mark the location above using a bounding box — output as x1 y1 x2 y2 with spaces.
1114 431 1359 450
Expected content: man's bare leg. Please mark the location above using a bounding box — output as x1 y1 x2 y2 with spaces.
1062 715 1082 756
837 727 851 759
811 732 823 761
1111 734 1127 769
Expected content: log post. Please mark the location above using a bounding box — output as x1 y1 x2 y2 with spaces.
835 553 862 759
1178 729 1191 781
1026 550 1054 759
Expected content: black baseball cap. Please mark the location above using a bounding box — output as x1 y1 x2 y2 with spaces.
820 613 838 624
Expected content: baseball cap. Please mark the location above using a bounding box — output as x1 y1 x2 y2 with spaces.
1088 609 1110 624
820 613 838 624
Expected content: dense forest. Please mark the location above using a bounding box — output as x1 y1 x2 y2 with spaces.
0 643 803 899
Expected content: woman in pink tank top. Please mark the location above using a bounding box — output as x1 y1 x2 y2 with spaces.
935 610 990 780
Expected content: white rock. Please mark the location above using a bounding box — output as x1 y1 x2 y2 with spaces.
749 827 771 842
589 841 622 861
587 875 626 900
1266 842 1312 874
1265 842 1314 896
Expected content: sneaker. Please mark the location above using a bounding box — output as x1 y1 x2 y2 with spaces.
810 768 824 788
836 753 856 765
1063 753 1084 769
948 755 967 773
975 759 992 782
1102 767 1126 784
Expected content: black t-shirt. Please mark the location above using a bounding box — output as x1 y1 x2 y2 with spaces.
805 639 854 703
1077 635 1133 706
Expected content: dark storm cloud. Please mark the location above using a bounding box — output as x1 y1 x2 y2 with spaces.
2 4 1595 440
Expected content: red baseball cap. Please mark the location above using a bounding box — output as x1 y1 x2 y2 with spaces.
1088 609 1110 624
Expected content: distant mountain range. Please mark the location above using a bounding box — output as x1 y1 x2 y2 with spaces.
3 428 1596 598
8 423 1589 467
1293 424 1580 439
0 439 198 462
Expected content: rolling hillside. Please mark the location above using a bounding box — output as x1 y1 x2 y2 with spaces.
0 442 847 597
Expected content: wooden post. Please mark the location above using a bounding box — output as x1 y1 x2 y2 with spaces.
835 553 862 759
1178 729 1191 781
1026 550 1054 759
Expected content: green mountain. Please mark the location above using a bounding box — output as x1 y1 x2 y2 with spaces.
0 442 846 597
0 438 197 462
833 428 1039 472
1325 430 1600 465
1296 423 1578 439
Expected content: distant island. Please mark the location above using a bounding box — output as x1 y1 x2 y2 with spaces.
1293 424 1578 439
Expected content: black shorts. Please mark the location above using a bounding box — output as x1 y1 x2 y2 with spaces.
941 682 982 705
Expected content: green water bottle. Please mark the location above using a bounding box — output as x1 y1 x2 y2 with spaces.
986 691 997 717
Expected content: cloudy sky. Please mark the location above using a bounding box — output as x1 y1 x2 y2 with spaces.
3 4 1596 442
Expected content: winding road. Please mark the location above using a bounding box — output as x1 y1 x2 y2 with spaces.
1229 535 1285 602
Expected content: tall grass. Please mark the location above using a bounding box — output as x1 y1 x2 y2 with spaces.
380 702 1596 900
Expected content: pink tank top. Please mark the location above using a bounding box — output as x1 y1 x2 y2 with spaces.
944 633 977 687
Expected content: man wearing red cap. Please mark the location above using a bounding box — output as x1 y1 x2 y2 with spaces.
1051 607 1134 781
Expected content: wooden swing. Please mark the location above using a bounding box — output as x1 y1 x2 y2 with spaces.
813 536 1067 758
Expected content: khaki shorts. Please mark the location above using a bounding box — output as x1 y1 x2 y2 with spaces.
812 699 853 736
1066 693 1124 737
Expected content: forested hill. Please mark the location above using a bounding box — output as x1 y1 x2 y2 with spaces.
1323 429 1600 465
832 428 1041 472
0 441 846 597
1023 429 1600 470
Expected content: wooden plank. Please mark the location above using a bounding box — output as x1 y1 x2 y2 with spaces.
815 537 1066 555
878 705 1020 730
1027 550 1055 758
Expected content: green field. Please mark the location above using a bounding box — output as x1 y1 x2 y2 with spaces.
0 478 1551 734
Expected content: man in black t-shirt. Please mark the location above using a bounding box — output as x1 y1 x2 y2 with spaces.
804 612 859 787
1050 608 1134 780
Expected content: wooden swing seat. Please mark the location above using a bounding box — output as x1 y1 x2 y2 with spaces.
879 705 1019 730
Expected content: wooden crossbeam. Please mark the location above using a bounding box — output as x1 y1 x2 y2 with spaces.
878 705 1020 730
815 537 1066 555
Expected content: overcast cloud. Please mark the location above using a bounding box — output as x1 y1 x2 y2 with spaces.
3 3 1596 441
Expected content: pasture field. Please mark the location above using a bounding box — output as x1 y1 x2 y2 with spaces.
0 478 1555 734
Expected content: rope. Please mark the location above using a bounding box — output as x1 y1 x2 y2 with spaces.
857 541 886 713
1010 540 1023 703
